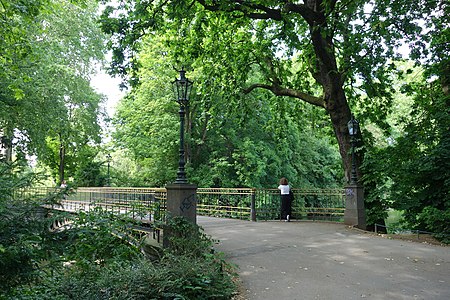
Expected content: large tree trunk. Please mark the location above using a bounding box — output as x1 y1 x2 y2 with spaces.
308 10 363 184
326 88 355 183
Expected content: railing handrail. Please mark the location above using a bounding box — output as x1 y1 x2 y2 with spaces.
17 186 344 192
76 187 167 193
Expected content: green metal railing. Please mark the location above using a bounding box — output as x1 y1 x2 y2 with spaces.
13 187 167 224
65 187 167 223
255 188 345 221
14 187 345 222
197 188 253 220
12 187 54 201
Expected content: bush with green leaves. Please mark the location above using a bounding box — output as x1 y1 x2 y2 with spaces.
161 216 218 257
40 216 236 300
32 253 235 300
1 167 237 300
62 208 143 268
0 162 62 293
416 207 450 244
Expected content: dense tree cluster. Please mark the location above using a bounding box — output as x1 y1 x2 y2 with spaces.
112 35 342 188
101 0 449 233
0 0 447 236
0 0 106 185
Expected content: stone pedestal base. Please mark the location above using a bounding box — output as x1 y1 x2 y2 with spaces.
163 183 197 248
344 184 366 230
165 183 197 223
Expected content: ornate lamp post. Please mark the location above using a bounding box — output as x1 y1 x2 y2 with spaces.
164 68 198 246
106 154 112 187
344 114 365 230
172 68 193 184
347 115 359 184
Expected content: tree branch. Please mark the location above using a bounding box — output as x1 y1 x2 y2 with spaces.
196 0 320 25
243 83 325 108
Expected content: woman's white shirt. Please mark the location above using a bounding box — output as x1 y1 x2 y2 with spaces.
278 184 290 195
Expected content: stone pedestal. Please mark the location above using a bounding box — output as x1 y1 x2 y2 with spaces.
164 183 197 248
344 184 366 230
165 183 197 224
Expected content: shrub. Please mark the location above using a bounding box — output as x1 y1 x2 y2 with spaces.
1 161 237 299
46 255 235 300
2 204 237 299
416 206 450 244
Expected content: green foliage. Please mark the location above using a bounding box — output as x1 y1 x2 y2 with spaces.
360 147 390 228
35 0 107 180
113 34 342 188
362 80 449 236
73 159 107 187
1 0 106 184
2 207 237 299
1 165 237 298
360 6 449 237
107 150 149 187
162 216 216 257
63 209 143 267
385 209 404 230
416 207 450 244
22 254 235 300
0 201 56 292
385 69 449 236
0 162 37 195
38 217 236 300
0 162 64 293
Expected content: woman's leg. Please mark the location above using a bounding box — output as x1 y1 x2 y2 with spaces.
280 195 289 220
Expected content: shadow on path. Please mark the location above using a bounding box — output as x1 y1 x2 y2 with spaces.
197 216 449 300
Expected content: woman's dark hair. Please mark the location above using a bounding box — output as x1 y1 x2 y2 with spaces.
279 177 288 185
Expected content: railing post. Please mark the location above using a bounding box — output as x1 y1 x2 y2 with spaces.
251 189 256 222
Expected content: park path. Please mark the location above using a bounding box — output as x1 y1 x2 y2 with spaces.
197 216 449 300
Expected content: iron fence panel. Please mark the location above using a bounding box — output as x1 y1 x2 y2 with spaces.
255 188 345 221
197 188 253 219
14 187 344 222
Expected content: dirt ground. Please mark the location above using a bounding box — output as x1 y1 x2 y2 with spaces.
377 233 447 246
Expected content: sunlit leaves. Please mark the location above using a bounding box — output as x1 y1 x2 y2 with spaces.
1 0 106 185
112 30 342 187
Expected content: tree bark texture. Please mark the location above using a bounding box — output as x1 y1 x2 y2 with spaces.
307 5 363 183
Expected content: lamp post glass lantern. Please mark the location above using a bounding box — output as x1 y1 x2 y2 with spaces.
347 115 359 137
172 69 193 184
347 115 359 184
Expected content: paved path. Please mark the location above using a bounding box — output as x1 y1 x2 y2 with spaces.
197 216 449 300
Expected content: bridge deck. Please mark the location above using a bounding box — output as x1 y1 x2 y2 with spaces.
197 216 450 300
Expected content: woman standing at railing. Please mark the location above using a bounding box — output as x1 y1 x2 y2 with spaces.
60 180 68 199
278 177 293 222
